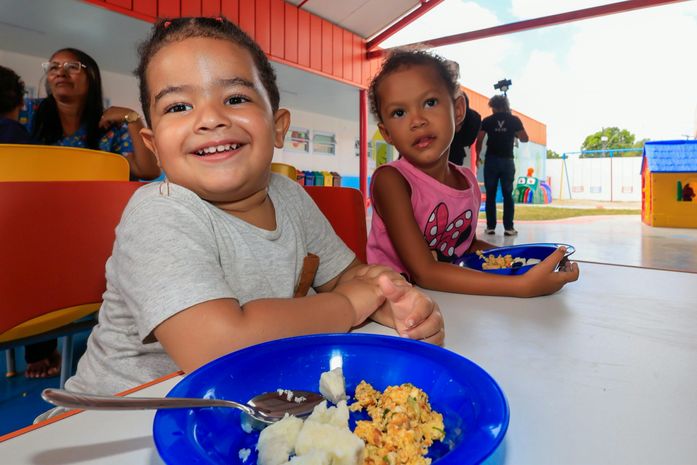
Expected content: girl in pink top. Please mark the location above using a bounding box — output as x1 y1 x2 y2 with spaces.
367 50 579 297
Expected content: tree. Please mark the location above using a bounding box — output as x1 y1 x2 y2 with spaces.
581 127 642 157
633 138 649 152
547 149 561 159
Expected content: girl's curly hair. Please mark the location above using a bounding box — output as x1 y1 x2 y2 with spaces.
368 48 459 122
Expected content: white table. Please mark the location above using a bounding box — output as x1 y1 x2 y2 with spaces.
1 263 696 465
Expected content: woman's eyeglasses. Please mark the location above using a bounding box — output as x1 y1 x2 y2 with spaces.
41 61 86 75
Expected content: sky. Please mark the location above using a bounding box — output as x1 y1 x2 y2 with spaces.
379 0 697 154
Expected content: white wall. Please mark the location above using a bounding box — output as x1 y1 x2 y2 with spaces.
273 108 376 177
547 156 643 202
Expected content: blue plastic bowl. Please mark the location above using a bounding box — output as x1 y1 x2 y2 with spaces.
153 333 509 465
455 242 575 275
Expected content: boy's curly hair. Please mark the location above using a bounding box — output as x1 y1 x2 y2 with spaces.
0 65 26 115
368 48 459 122
135 16 280 126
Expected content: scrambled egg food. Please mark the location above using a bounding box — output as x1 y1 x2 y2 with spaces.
350 381 445 465
476 250 540 270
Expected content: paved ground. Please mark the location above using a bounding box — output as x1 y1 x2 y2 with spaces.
523 199 641 210
481 214 697 273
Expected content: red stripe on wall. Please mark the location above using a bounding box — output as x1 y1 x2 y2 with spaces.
157 0 180 17
270 0 284 58
361 50 371 88
321 19 332 74
201 0 220 16
309 15 322 71
106 0 132 9
221 0 238 24
181 0 202 16
371 57 380 82
353 34 362 87
271 0 286 57
298 9 310 68
284 3 298 64
342 30 352 81
255 0 270 53
239 0 254 36
132 0 156 18
332 24 343 79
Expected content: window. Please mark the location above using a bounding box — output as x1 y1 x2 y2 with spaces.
285 127 310 153
354 138 373 158
313 131 336 156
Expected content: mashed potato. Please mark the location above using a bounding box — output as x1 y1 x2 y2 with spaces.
257 401 364 465
256 414 304 465
319 367 348 404
350 381 445 465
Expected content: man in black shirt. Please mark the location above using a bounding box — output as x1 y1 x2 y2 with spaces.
476 95 528 236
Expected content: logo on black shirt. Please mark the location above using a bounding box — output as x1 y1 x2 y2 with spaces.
494 120 507 133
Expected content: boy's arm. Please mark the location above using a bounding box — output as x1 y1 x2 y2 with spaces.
154 287 374 374
372 166 579 297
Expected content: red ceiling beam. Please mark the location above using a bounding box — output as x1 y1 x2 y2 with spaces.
366 0 446 51
368 0 689 58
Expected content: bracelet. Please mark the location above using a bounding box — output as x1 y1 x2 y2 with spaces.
124 111 141 124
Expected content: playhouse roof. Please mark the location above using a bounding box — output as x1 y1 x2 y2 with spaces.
642 140 697 173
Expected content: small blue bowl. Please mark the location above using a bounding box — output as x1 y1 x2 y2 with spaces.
153 333 509 465
455 242 575 275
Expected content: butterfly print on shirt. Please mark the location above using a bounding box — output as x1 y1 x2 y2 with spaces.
423 203 473 261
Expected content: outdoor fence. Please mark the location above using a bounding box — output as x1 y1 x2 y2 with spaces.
546 149 643 202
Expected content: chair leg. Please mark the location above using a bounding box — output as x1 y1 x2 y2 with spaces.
59 336 74 389
5 349 17 377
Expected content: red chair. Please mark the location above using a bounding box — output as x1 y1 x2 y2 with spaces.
304 186 368 263
0 181 142 387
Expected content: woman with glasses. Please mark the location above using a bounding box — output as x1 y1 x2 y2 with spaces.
22 47 160 180
19 48 160 379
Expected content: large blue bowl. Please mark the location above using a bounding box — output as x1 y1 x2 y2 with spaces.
153 333 509 465
455 242 575 275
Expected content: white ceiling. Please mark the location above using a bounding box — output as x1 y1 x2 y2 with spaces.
0 0 363 120
285 0 420 39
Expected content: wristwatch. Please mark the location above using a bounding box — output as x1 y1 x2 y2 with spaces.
124 111 141 124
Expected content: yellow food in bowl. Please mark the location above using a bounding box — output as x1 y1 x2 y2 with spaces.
475 250 534 270
350 381 445 465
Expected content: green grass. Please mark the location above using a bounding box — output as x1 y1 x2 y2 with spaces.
503 206 640 221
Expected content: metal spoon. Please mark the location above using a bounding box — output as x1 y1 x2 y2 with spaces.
42 388 324 428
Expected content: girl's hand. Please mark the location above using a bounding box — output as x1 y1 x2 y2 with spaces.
519 247 580 297
373 275 445 345
99 106 137 129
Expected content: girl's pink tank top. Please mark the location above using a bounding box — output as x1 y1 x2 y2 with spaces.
367 157 481 279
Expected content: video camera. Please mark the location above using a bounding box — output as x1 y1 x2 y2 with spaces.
493 79 512 95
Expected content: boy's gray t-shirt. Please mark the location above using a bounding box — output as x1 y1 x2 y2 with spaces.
65 174 355 395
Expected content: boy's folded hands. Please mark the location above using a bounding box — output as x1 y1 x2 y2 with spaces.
334 264 444 345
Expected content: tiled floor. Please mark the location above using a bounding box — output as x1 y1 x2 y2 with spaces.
2 211 696 437
0 335 89 436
